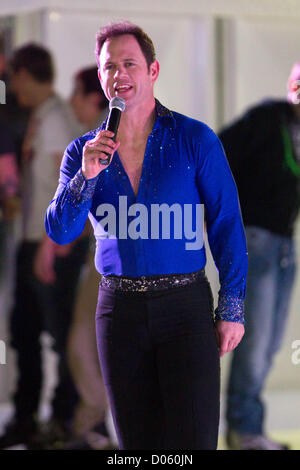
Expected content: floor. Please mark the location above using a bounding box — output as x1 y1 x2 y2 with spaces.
218 389 300 450
0 389 299 450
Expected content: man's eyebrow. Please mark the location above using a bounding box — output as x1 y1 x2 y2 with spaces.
104 57 137 65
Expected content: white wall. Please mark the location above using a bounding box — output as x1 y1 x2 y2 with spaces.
42 10 216 126
223 17 300 123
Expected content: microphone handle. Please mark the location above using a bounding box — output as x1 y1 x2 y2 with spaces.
99 107 122 165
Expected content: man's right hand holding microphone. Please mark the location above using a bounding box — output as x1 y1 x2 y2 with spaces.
82 130 120 180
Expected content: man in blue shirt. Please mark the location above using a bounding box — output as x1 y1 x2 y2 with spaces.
46 21 247 450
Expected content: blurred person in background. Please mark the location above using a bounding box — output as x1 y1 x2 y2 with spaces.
0 34 26 290
65 66 115 449
0 43 89 450
70 66 108 134
0 34 31 167
219 62 300 450
0 121 19 281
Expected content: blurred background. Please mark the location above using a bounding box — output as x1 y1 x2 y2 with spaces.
0 0 300 450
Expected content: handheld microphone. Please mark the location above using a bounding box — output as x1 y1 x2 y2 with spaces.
99 96 126 165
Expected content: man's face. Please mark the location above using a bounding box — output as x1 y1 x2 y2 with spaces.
70 79 88 122
287 64 300 105
70 78 103 124
10 68 33 107
98 34 159 110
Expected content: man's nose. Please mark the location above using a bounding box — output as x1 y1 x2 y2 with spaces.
114 66 126 79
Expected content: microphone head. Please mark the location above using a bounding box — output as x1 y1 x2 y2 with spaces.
109 96 126 112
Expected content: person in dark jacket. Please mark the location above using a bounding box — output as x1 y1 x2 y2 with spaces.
219 61 300 450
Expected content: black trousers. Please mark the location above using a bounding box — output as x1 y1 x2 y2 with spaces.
95 276 220 450
10 238 89 423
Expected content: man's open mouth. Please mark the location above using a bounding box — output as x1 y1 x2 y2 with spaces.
114 84 133 93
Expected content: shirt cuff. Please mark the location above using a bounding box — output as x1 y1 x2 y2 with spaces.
67 168 98 204
214 294 245 324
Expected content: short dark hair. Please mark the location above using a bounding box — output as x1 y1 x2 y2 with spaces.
10 43 54 83
75 65 108 109
95 21 156 70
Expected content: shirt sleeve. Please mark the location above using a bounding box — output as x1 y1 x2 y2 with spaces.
45 138 99 244
196 131 248 324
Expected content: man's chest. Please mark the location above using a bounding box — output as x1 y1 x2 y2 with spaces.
118 143 147 197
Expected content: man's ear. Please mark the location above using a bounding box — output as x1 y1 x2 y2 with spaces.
150 60 160 84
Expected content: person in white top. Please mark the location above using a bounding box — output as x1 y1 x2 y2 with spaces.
0 43 89 450
66 66 116 449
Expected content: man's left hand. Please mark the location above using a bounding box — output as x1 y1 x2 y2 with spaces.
34 238 57 284
215 320 245 358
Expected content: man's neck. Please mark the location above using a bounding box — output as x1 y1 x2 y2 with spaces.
118 98 156 143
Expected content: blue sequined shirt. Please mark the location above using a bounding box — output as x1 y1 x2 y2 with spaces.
45 100 248 323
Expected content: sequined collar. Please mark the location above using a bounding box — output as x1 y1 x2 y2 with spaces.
95 98 175 135
155 99 175 122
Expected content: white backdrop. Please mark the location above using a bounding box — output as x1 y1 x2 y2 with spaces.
42 10 216 126
223 16 300 123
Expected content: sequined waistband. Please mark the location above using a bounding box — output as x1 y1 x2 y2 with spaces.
100 270 206 292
